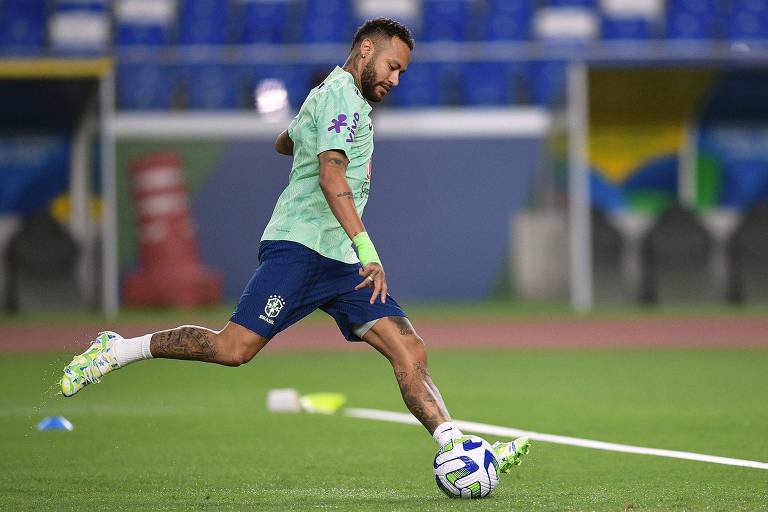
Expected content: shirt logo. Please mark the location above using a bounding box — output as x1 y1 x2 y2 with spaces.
345 112 361 143
328 114 348 133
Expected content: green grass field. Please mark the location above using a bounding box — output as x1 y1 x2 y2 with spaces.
3 345 767 511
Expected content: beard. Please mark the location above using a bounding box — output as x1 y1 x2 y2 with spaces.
360 58 382 102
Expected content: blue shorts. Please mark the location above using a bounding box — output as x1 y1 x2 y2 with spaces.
230 240 407 341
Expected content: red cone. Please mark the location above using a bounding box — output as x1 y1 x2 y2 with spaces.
122 152 221 307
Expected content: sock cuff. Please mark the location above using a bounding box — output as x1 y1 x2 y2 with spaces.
140 334 153 360
433 421 463 447
113 333 153 366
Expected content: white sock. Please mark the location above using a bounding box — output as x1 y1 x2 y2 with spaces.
433 421 464 447
112 334 153 367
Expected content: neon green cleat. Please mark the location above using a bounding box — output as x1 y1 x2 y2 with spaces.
492 437 531 474
60 331 122 397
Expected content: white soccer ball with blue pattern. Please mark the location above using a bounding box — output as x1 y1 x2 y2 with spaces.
433 435 500 499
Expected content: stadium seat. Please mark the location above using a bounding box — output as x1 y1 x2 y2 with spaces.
301 0 352 43
305 0 350 18
665 0 717 39
115 0 176 46
460 61 528 105
421 0 472 41
236 0 291 43
117 64 177 110
115 25 172 45
528 60 567 106
728 6 768 40
391 62 445 107
601 18 653 39
182 64 243 109
49 0 110 54
484 11 532 40
0 0 47 48
177 0 229 44
547 0 597 6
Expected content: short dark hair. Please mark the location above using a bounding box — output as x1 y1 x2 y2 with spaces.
351 17 415 51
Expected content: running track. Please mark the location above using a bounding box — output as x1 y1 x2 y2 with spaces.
1 316 766 352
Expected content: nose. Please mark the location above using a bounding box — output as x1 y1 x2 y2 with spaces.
390 71 399 87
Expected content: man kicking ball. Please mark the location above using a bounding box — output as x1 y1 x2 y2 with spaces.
60 17 529 472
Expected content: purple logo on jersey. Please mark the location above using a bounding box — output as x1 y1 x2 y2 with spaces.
345 112 361 143
328 114 348 133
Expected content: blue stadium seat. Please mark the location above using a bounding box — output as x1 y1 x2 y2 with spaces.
115 24 173 45
728 2 768 40
489 0 533 16
666 0 717 39
484 11 532 40
302 14 352 43
486 0 533 37
528 60 567 106
601 18 653 39
300 0 353 43
178 0 229 44
182 64 242 109
305 0 350 18
117 64 177 110
0 0 47 48
460 62 527 105
178 17 228 44
236 0 291 43
422 0 472 41
666 11 716 38
391 62 445 106
56 1 107 13
547 0 596 6
179 0 227 17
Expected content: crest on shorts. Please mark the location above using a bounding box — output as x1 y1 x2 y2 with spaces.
264 295 285 318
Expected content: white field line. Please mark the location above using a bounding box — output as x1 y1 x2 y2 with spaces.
343 408 768 471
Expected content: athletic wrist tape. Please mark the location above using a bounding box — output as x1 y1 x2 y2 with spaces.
352 232 381 267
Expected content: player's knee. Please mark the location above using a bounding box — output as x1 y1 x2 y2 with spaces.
229 337 265 366
214 328 267 366
392 333 427 366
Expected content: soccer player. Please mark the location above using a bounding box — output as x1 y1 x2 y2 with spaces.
60 17 529 472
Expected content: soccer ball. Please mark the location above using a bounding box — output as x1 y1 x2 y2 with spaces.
433 435 500 499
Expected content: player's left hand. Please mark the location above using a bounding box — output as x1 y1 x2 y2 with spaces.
355 262 387 304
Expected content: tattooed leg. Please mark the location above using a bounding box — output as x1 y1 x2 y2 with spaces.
363 316 451 434
150 326 218 362
149 321 269 367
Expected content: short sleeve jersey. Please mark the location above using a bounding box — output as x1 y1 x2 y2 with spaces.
261 66 374 264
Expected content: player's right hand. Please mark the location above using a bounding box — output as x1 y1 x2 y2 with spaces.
355 262 387 304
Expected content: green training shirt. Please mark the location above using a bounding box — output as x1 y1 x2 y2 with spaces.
261 66 374 264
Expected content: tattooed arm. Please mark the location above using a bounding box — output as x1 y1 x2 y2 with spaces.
318 149 365 239
319 149 386 301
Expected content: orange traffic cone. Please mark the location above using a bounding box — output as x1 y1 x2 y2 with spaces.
122 152 221 307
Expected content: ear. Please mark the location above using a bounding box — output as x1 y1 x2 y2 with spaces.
360 38 374 59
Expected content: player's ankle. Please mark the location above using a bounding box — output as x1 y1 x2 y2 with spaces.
433 421 464 447
112 334 154 366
